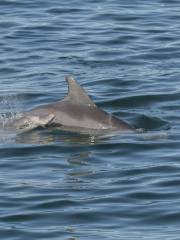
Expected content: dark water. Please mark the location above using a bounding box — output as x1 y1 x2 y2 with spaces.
0 0 180 239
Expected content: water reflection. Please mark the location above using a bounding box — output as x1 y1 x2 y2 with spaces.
12 127 108 146
68 152 90 166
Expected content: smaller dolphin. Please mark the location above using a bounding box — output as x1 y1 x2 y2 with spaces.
12 113 55 132
10 76 135 134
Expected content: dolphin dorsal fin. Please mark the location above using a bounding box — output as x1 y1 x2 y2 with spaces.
63 76 96 107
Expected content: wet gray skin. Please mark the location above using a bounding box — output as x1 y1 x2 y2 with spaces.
11 114 55 132
10 76 135 134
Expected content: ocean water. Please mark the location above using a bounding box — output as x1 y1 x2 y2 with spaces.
0 0 180 239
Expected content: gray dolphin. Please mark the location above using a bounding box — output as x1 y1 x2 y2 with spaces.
10 76 135 133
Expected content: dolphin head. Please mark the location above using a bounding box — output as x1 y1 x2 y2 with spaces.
12 113 55 132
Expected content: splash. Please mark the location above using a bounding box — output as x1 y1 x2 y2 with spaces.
0 94 23 126
0 94 23 143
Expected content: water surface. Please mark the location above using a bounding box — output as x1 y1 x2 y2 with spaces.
1 0 180 239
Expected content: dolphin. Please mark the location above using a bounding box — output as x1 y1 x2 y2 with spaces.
10 76 135 134
11 113 55 133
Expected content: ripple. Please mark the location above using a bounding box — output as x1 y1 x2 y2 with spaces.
1 0 180 239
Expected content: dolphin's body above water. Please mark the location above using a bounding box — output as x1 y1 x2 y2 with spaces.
10 76 135 133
